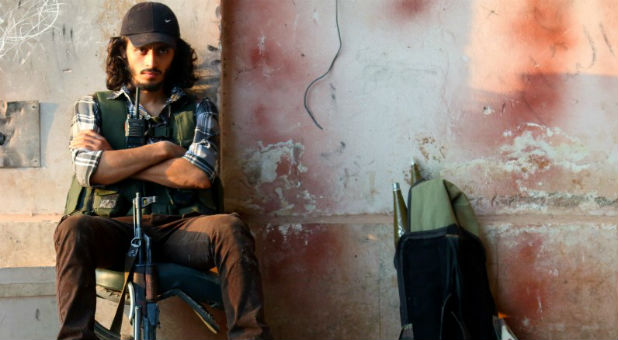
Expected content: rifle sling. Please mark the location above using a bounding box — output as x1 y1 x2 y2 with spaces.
110 244 140 334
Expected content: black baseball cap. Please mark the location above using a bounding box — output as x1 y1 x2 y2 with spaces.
120 2 180 47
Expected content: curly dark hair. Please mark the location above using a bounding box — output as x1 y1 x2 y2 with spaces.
105 37 198 92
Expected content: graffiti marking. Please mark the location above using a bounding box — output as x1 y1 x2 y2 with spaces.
0 0 61 60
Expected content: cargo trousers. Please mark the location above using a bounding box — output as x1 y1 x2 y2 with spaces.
54 212 271 340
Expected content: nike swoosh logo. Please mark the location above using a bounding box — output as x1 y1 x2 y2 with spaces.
165 19 171 23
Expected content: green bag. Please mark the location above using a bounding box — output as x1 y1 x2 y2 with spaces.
407 178 480 236
396 178 500 340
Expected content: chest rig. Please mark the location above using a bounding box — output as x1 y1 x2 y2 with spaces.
63 91 220 217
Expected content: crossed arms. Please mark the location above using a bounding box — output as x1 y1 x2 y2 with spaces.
71 130 211 189
69 93 219 190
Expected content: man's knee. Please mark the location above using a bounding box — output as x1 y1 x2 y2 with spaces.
195 213 254 250
215 213 252 238
206 214 260 270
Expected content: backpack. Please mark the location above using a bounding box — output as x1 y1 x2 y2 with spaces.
394 178 499 340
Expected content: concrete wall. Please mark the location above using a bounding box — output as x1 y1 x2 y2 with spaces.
0 0 616 339
221 0 616 339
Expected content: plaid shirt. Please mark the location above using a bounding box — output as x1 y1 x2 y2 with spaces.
70 86 219 187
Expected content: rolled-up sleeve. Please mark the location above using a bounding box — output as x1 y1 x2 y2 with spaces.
182 98 219 182
70 96 103 187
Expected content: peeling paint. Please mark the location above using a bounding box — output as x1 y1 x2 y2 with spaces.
441 118 617 214
500 124 589 178
243 140 307 185
416 135 446 163
239 140 317 215
482 191 617 215
312 9 319 23
265 223 305 243
257 34 266 56
486 223 616 248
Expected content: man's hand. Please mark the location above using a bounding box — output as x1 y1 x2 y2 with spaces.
70 130 112 151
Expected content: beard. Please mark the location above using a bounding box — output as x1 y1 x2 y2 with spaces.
136 80 164 92
129 66 166 92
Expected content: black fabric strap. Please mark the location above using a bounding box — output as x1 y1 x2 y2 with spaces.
110 243 140 333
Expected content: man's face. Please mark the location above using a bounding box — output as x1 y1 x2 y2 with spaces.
124 39 175 91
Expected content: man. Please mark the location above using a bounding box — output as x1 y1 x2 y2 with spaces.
54 2 271 339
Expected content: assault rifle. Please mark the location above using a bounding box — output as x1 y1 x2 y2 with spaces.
130 192 159 339
110 192 159 339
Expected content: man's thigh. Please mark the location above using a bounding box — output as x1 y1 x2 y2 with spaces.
55 214 134 270
151 213 248 271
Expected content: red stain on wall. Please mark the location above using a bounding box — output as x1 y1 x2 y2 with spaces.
504 0 576 120
222 0 313 141
258 224 343 282
247 40 302 91
511 0 575 57
249 47 264 69
252 224 389 338
392 0 429 19
497 232 550 339
250 104 269 127
501 73 566 133
222 0 341 216
224 0 305 89
453 0 578 161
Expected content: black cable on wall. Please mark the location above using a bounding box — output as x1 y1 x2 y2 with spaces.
303 0 342 130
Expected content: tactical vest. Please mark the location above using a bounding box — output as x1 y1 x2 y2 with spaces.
64 91 221 217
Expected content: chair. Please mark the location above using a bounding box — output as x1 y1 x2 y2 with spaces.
94 263 223 340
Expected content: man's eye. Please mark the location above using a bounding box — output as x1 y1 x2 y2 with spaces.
139 48 148 55
158 48 169 54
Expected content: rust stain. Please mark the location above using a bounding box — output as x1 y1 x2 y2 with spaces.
391 0 430 19
497 232 549 339
528 154 551 171
259 224 343 282
222 0 307 145
511 0 575 58
489 226 618 339
246 38 302 91
226 0 303 90
452 0 578 165
416 135 446 162
250 105 273 135
417 136 434 160
514 74 563 126
253 224 387 338
508 0 576 124
275 155 293 178
222 0 340 216
507 0 576 123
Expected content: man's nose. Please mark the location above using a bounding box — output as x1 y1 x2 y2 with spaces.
144 49 157 68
